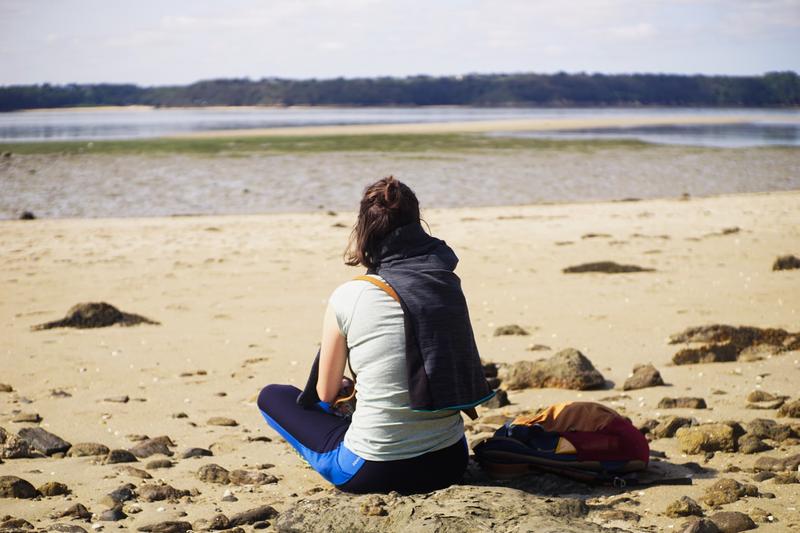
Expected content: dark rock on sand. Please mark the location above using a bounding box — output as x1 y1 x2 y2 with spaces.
482 389 509 409
137 521 193 533
67 442 110 457
623 363 664 390
777 398 800 418
101 484 136 507
130 437 175 458
737 434 772 454
637 418 659 436
670 324 800 365
104 395 129 403
709 511 757 532
31 302 160 331
17 427 71 455
562 261 654 274
772 254 800 271
197 464 230 484
37 481 70 496
753 453 800 472
681 518 721 533
0 476 38 498
773 472 799 484
0 384 12 392
751 471 775 482
229 469 278 486
118 466 152 479
666 496 704 518
748 507 776 524
52 503 92 521
181 447 213 459
100 505 127 522
0 427 33 459
493 324 529 336
745 418 797 442
19 211 36 220
652 416 694 439
228 505 279 527
675 424 735 454
700 479 758 506
146 459 174 469
0 516 34 530
104 449 138 464
137 483 190 502
499 348 605 390
11 412 42 423
207 417 238 427
658 397 707 409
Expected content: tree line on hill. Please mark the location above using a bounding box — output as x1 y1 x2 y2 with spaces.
1 71 798 111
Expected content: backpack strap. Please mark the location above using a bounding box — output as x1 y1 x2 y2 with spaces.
353 275 400 302
352 274 480 421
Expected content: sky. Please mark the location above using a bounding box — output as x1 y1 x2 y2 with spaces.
1 0 799 86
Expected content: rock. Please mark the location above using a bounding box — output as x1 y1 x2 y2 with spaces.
11 412 42 423
700 479 758 506
746 398 786 410
181 447 213 459
53 503 93 521
136 521 193 533
228 506 279 527
101 484 136 507
31 302 160 330
0 476 38 498
745 418 796 442
681 518 721 533
772 471 798 483
137 483 189 502
658 397 707 409
104 449 138 464
228 470 278 486
637 418 659 436
130 439 174 459
0 427 33 459
652 416 694 439
360 495 388 517
37 481 70 496
746 390 778 402
17 427 71 455
675 424 735 454
67 442 110 457
100 505 127 522
0 517 34 530
146 459 173 469
47 524 89 532
708 511 757 532
751 471 775 482
622 363 664 390
773 254 800 271
499 348 605 390
104 395 129 403
737 434 771 454
666 496 704 518
0 384 12 392
670 324 800 365
753 453 800 472
117 466 152 479
482 389 509 409
198 464 230 484
493 324 529 336
127 434 149 442
597 509 640 522
207 514 231 529
748 507 775 524
562 261 654 274
777 398 800 418
207 417 238 427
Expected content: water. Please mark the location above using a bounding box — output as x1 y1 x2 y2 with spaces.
1 106 798 147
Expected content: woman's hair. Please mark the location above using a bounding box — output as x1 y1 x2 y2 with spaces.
344 176 420 270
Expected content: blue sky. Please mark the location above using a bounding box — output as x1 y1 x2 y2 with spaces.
1 0 798 85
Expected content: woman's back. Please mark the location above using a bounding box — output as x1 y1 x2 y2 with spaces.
330 275 464 461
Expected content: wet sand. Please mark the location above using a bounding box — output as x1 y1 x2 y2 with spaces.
1 190 799 531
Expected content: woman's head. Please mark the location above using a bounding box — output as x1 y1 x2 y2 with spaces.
345 176 420 269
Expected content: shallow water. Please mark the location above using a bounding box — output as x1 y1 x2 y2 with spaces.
1 106 799 146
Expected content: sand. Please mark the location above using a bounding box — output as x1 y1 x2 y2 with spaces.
1 190 799 531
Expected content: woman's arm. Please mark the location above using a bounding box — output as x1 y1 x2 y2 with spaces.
316 304 348 403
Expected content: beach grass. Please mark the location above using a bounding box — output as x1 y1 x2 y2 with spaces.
0 133 657 156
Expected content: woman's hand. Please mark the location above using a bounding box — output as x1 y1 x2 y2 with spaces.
316 304 348 403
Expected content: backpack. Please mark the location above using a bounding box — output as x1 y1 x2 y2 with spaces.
473 402 655 486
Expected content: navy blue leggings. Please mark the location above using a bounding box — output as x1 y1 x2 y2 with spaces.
257 384 468 494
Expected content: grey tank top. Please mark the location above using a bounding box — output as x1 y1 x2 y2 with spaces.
328 275 464 461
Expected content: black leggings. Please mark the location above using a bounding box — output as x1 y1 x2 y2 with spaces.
257 384 468 494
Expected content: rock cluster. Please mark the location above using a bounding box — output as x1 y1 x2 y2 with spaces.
31 302 160 330
670 324 800 365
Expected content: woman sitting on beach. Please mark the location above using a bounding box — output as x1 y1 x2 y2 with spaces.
257 176 493 494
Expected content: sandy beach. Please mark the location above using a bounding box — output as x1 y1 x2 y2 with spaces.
1 188 799 531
